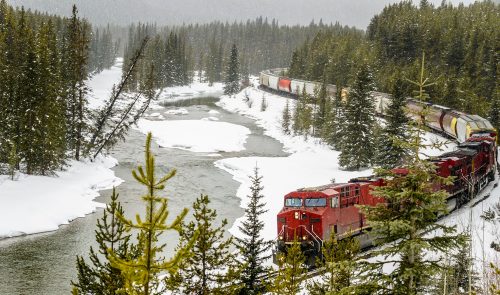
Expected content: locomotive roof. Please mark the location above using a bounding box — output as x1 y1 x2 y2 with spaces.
297 183 348 192
436 148 478 161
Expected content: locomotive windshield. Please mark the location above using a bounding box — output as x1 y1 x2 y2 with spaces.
285 198 302 207
305 198 327 207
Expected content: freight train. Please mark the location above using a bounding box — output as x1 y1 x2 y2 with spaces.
260 69 499 263
260 69 496 143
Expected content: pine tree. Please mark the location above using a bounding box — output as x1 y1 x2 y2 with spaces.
338 64 376 170
374 77 410 168
281 98 291 135
360 54 463 295
223 43 240 96
72 188 137 294
272 236 306 295
307 233 361 294
314 80 329 136
109 133 196 295
63 5 90 161
234 167 273 295
165 194 235 295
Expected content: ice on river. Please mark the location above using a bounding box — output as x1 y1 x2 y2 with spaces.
136 119 250 153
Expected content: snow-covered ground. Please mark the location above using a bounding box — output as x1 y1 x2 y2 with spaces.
136 119 250 153
0 157 122 238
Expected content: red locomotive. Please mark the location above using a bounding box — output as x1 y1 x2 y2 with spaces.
275 133 497 262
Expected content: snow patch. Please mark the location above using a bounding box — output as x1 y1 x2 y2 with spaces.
136 119 250 153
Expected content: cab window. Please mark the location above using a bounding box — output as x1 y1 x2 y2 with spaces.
285 198 302 207
305 198 327 207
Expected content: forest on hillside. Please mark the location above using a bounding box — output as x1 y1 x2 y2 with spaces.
288 0 498 124
121 19 360 90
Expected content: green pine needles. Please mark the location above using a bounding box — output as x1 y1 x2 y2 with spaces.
72 187 137 294
165 194 236 295
109 132 196 295
272 236 306 295
360 53 464 294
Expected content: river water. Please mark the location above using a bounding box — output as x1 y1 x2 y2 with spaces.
0 97 286 294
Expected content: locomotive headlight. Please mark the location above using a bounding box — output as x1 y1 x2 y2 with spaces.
302 235 307 241
294 212 299 219
279 235 283 240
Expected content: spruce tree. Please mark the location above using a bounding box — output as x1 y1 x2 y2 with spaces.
72 188 137 294
223 43 240 96
360 54 463 295
338 64 376 170
109 133 196 295
374 77 410 168
63 5 90 161
165 194 236 295
281 98 291 135
272 236 306 295
314 80 329 136
234 167 273 295
307 233 361 294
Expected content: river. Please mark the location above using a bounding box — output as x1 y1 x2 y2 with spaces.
0 97 286 294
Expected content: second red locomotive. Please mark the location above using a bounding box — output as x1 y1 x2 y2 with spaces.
275 133 498 262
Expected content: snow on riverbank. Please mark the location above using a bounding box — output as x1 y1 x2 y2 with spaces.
136 119 251 153
0 156 122 238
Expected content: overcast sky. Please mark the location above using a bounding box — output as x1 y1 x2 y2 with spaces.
8 0 483 29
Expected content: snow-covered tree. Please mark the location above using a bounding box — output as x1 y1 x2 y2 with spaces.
338 64 376 170
223 43 240 96
281 98 291 135
374 77 410 168
234 167 272 294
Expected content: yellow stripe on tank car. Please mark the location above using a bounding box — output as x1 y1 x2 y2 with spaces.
451 117 457 137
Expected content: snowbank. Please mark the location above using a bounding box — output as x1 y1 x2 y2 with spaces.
0 156 122 238
136 119 251 153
